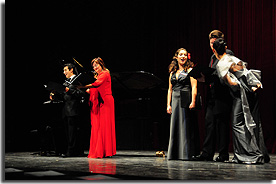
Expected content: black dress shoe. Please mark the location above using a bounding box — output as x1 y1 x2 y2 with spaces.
214 156 229 162
60 154 68 158
40 151 47 156
192 154 213 161
54 152 62 157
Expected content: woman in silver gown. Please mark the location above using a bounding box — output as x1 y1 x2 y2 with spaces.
213 38 270 164
166 48 200 160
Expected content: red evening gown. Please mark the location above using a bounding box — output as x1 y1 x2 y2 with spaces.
88 71 116 158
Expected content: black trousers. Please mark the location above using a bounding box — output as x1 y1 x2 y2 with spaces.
64 116 83 156
201 104 230 159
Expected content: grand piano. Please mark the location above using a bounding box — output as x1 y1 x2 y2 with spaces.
111 71 170 150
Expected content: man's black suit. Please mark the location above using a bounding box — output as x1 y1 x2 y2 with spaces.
200 49 234 160
62 76 85 156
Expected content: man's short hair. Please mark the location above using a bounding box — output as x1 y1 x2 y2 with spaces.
64 63 76 74
209 30 224 40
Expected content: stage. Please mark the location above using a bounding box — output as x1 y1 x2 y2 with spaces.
4 150 276 181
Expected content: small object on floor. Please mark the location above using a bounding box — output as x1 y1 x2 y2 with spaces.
156 151 165 157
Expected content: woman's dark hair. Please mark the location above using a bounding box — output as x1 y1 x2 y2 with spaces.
213 38 227 55
168 48 194 73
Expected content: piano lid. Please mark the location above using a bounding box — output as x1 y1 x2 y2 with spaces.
111 71 165 91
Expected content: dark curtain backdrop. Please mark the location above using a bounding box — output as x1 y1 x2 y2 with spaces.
209 0 276 152
6 0 276 152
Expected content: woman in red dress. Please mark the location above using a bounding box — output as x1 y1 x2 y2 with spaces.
82 57 116 158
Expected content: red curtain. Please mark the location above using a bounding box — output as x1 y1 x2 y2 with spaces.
210 0 276 152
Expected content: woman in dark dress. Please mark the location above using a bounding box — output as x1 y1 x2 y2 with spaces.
166 48 200 160
213 38 270 164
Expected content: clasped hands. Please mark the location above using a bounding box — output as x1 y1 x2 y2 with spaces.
252 83 262 92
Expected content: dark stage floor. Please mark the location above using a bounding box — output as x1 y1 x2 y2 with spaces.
4 150 276 181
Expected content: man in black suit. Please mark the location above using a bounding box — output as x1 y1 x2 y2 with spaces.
192 30 233 162
61 63 85 157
